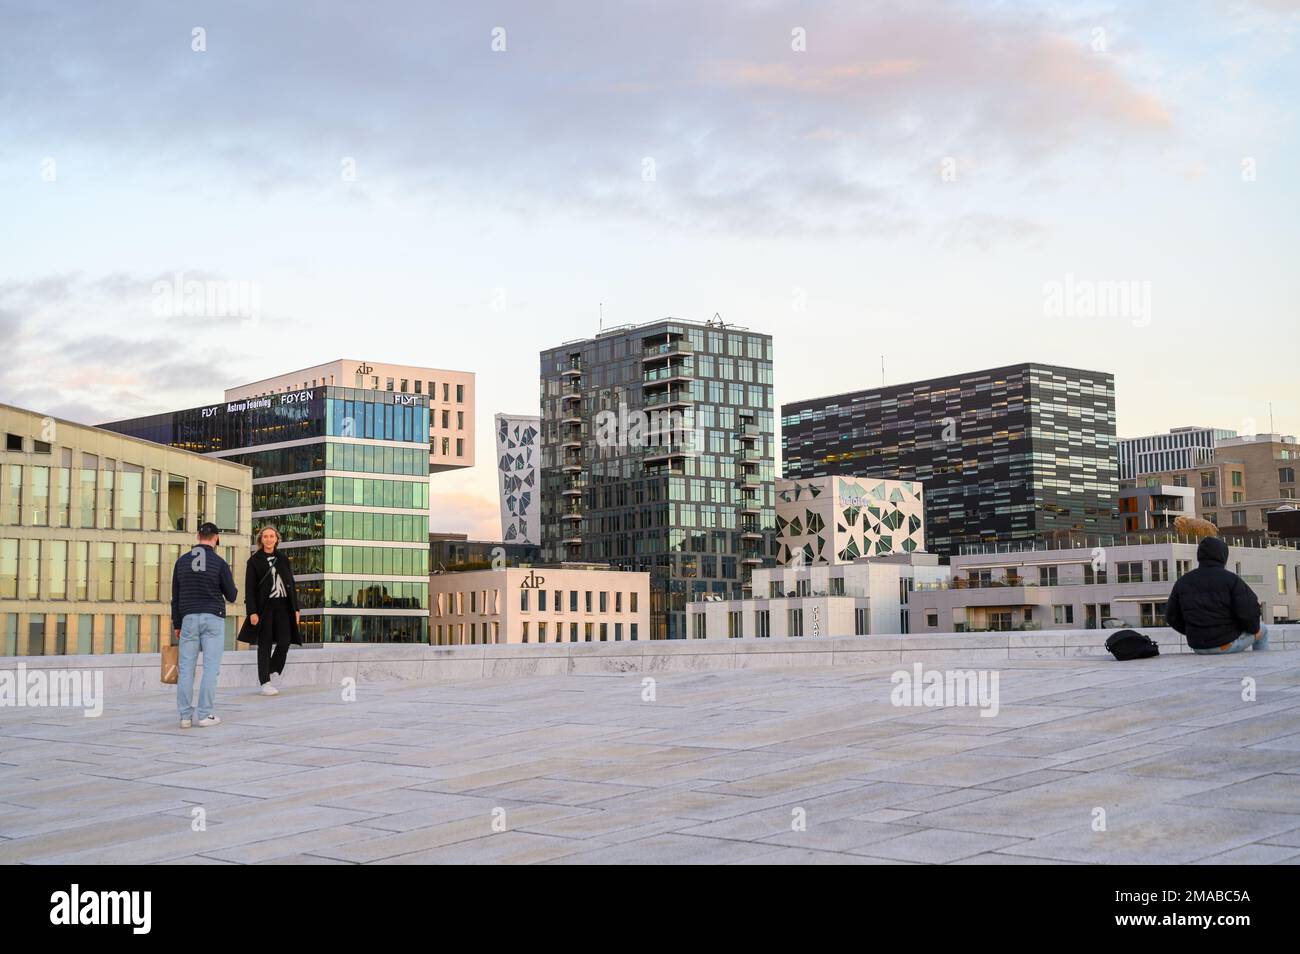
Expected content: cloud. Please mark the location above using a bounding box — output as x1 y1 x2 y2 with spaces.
0 0 1176 238
0 272 294 425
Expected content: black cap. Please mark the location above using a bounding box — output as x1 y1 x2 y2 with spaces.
197 521 221 537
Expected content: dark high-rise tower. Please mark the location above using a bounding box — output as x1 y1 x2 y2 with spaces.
782 363 1119 554
540 318 776 639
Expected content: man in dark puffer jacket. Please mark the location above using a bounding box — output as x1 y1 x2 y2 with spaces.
1165 536 1268 654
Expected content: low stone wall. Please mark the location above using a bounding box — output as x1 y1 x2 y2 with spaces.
2 626 1296 692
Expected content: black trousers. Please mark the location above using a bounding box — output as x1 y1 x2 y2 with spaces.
257 599 293 685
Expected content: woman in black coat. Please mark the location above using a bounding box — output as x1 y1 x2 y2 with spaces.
238 525 301 695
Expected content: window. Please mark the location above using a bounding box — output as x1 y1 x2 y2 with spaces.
614 591 621 613
95 543 115 601
755 610 770 638
1201 492 1217 508
599 622 608 642
1140 601 1167 627
1231 510 1246 526
538 589 547 612
1279 565 1288 595
569 590 578 612
630 592 638 613
49 540 67 600
1117 561 1143 584
1084 564 1107 585
1232 471 1244 487
166 475 187 532
5 464 22 524
5 434 22 451
1053 605 1074 625
599 591 608 613
215 486 239 532
30 466 49 526
24 540 40 599
0 539 17 598
456 384 464 403
521 621 529 643
854 608 868 635
1038 565 1058 586
538 622 547 643
584 622 594 642
1200 471 1216 488
925 610 938 628
585 590 593 613
693 612 707 638
788 608 803 637
1149 560 1168 583
727 611 742 638
1281 467 1296 484
630 623 638 641
1176 559 1191 578
520 589 529 611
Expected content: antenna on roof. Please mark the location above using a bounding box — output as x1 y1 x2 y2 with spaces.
599 302 603 333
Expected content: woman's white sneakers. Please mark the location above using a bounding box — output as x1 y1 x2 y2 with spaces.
261 683 279 696
198 715 221 727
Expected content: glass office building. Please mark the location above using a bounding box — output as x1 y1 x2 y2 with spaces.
540 318 776 639
782 363 1120 555
103 386 430 642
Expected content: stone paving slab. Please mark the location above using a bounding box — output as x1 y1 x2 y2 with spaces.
1 649 1298 864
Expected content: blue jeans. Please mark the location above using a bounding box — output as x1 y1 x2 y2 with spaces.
177 613 225 720
1193 623 1270 655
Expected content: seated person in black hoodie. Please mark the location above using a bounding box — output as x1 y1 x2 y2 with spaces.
1166 537 1268 655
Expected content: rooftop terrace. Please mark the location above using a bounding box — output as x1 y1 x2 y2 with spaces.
2 629 1298 864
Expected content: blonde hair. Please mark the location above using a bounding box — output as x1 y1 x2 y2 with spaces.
257 525 281 551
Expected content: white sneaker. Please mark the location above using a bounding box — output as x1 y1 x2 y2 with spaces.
180 718 192 729
261 683 279 696
271 672 283 687
197 715 221 727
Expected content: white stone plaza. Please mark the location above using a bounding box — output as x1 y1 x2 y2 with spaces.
2 631 1298 864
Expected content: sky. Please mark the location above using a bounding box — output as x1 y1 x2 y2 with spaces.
2 0 1298 539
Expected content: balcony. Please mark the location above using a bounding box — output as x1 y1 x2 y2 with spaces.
561 455 582 473
740 524 763 540
737 422 759 441
739 498 761 515
643 442 695 464
561 534 583 546
737 447 761 464
560 510 582 522
644 388 694 409
641 340 693 364
736 473 762 488
560 412 582 426
642 362 692 390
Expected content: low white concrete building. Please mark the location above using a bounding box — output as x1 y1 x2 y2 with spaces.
687 553 950 639
908 538 1300 633
430 564 649 645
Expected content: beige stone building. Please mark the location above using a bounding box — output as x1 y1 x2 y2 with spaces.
1137 434 1298 534
1 403 253 656
429 565 650 645
224 358 476 473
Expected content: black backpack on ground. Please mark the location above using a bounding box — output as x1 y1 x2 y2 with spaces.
1105 629 1160 661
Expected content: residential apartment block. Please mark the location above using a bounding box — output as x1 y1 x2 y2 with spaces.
540 317 776 639
908 538 1300 633
1136 433 1299 534
1 403 253 656
494 413 540 544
